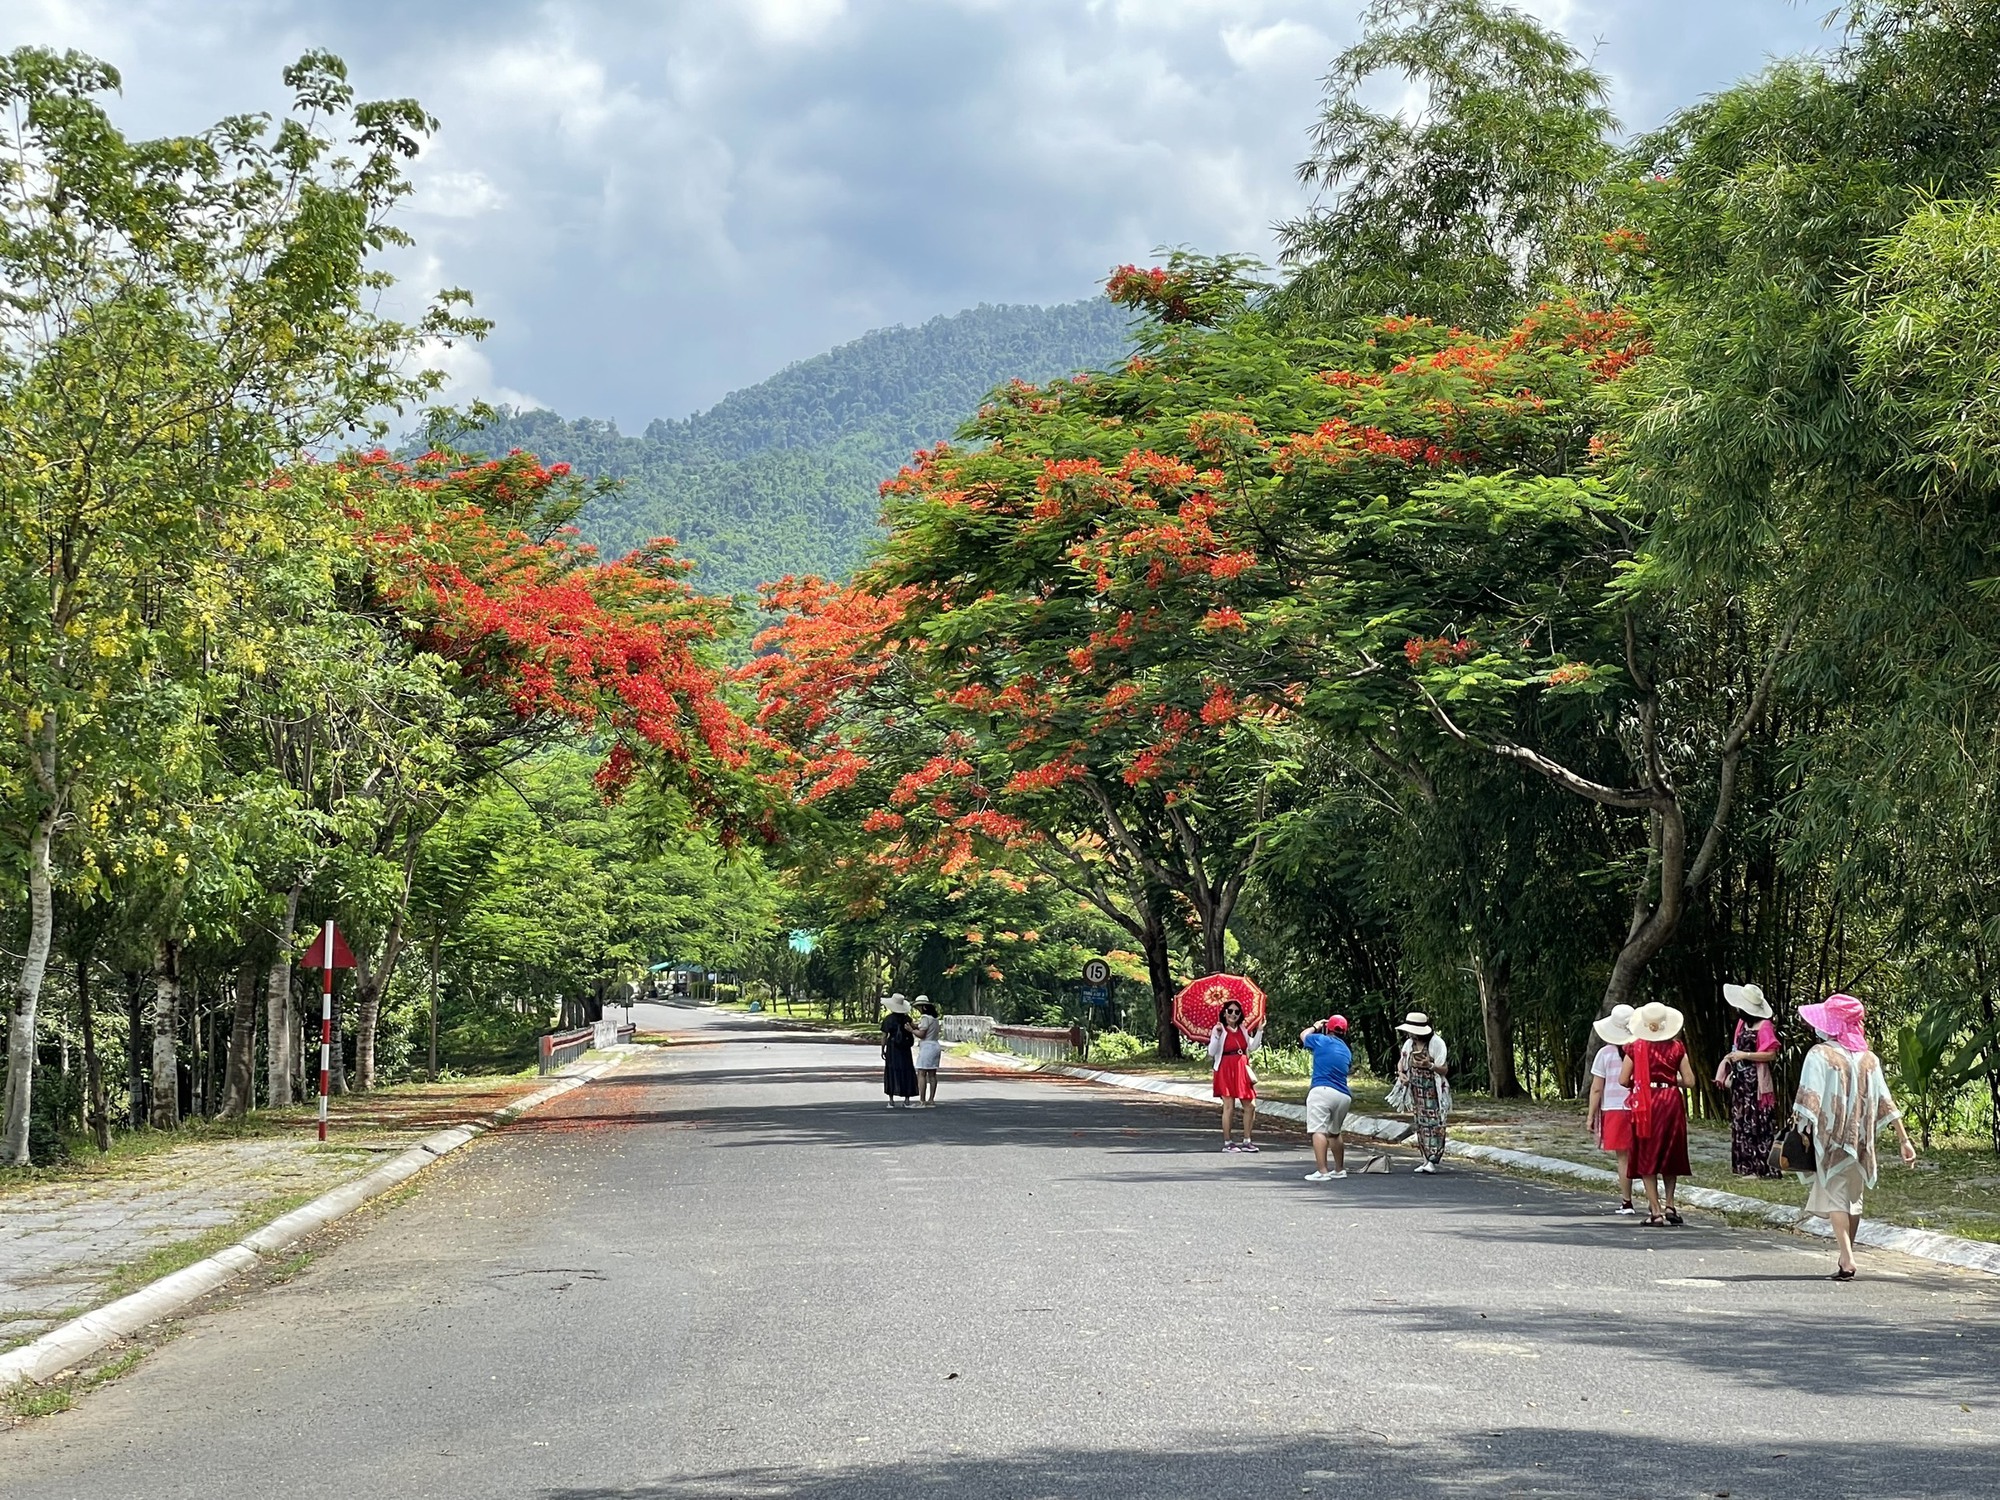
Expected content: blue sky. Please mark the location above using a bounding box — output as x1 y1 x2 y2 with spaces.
4 2 1835 429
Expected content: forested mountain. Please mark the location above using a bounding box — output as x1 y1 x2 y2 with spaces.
455 300 1134 594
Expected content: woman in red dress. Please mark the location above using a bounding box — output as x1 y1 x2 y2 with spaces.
1207 999 1263 1153
1620 1001 1696 1226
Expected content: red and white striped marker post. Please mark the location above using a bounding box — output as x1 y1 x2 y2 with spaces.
318 919 335 1142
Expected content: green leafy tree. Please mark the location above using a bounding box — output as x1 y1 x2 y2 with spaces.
0 47 480 1160
1276 0 1615 331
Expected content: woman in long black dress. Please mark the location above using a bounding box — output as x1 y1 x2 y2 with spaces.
881 994 918 1108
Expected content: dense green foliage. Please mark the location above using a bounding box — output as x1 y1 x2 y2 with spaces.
457 301 1135 594
15 0 2000 1175
741 0 2000 1148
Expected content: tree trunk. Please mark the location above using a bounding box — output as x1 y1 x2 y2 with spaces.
266 884 302 1109
77 956 111 1152
428 929 441 1084
1474 953 1522 1098
1980 986 2000 1157
220 961 261 1119
328 973 347 1097
1142 902 1182 1061
149 940 182 1130
353 912 408 1092
126 971 147 1127
0 803 58 1165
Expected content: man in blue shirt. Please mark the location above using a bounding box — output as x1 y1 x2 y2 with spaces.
1300 1014 1353 1181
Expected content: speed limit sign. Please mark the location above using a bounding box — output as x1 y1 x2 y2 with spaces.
1082 957 1111 986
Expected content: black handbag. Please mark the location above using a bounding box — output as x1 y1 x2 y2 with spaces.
1771 1122 1816 1175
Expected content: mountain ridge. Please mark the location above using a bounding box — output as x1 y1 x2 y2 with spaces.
456 298 1135 595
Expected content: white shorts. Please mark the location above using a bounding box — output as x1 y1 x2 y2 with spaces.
1306 1086 1352 1137
1806 1156 1867 1217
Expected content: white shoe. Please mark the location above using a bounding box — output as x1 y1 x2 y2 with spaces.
1330 1169 1348 1180
1304 1170 1332 1182
1415 1161 1435 1173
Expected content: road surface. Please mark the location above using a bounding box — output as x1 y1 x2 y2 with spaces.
6 1006 1996 1498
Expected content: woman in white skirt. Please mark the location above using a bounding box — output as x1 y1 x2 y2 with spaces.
913 997 943 1106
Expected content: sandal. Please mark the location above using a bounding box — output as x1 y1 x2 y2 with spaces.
1664 1208 1684 1226
1642 1215 1666 1227
1831 1267 1857 1282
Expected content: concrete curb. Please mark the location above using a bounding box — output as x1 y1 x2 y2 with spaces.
0 1049 634 1390
978 1053 2000 1280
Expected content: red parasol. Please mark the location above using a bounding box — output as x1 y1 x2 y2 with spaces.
1172 973 1267 1041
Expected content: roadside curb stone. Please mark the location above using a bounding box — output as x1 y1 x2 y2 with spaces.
975 1052 2000 1280
0 1048 635 1390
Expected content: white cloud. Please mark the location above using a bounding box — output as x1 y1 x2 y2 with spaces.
413 169 506 219
741 0 848 45
415 337 544 415
0 0 1838 431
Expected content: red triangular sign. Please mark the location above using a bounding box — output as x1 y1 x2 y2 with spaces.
297 922 358 970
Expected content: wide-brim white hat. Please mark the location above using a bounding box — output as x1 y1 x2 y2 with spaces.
1723 982 1772 1019
1593 1004 1636 1045
1396 1011 1433 1037
882 995 911 1014
1628 1001 1684 1043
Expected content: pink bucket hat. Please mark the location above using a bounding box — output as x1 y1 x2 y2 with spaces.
1798 993 1866 1052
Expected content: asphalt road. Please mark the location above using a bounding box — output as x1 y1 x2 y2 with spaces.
6 1006 1997 1499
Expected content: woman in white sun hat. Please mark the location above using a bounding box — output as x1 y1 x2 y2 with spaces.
1718 982 1782 1177
1619 1001 1696 1226
1389 1012 1451 1172
1585 1004 1638 1215
880 994 918 1108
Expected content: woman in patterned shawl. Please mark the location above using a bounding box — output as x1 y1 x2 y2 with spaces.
1792 994 1917 1281
1389 1013 1451 1173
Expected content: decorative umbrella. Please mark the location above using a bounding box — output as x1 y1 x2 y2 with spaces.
1172 973 1267 1041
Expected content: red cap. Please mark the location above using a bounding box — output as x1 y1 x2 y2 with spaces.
1325 1014 1348 1032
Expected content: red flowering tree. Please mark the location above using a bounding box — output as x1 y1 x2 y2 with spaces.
273 447 755 1088
745 575 1123 1014
352 448 751 813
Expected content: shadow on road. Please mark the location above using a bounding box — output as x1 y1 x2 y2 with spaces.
537 1429 2000 1500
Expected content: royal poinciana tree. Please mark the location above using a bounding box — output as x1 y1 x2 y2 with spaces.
813 256 1780 1081
305 446 753 1090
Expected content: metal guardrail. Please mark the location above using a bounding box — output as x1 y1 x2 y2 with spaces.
940 1015 995 1043
988 1024 1086 1062
538 1026 595 1075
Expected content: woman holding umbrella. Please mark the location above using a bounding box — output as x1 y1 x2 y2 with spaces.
1207 997 1264 1152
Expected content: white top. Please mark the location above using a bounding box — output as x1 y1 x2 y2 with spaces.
913 1014 942 1068
1591 1043 1630 1111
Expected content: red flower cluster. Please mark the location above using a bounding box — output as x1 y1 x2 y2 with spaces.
1403 636 1477 669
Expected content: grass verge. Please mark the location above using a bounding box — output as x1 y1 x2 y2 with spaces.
2 1346 147 1424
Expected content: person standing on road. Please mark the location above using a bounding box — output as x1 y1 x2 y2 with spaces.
1208 999 1262 1152
1792 993 1918 1282
1300 1014 1354 1181
1621 1002 1695 1226
1718 982 1782 1177
1390 1013 1450 1173
881 994 918 1109
1585 1004 1638 1216
912 997 943 1107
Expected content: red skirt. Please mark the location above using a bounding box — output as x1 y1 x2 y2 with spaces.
1599 1109 1633 1152
1630 1089 1691 1177
1212 1054 1255 1100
